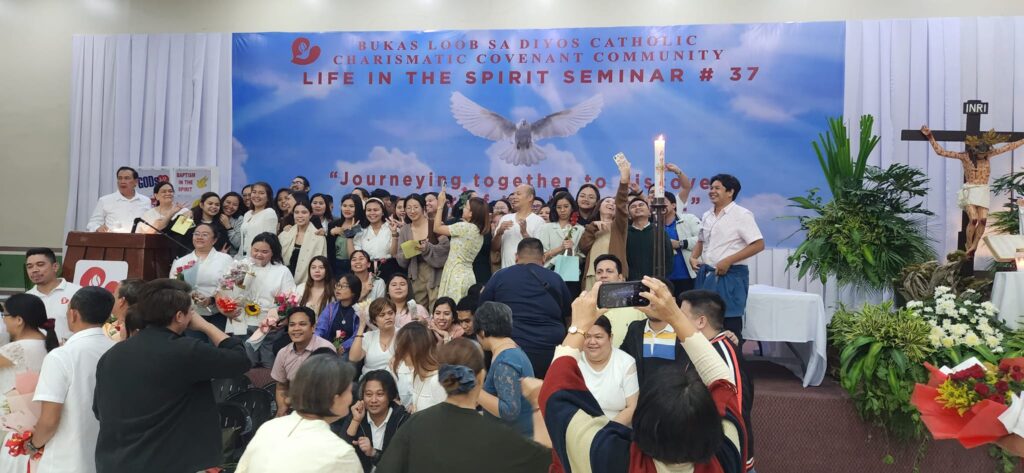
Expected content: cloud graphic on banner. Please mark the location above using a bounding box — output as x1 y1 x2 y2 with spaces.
336 146 433 177
729 95 794 123
231 137 250 190
451 91 604 166
370 119 461 142
234 69 335 129
737 192 806 248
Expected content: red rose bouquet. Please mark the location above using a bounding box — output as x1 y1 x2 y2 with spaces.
911 356 1024 448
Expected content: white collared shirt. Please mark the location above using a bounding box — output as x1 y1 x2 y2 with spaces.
27 279 81 342
353 225 393 260
33 327 114 473
236 412 361 473
496 213 545 268
369 407 393 449
697 202 763 267
238 208 280 258
86 191 152 232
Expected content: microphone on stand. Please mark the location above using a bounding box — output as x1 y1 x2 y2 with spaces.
133 218 193 253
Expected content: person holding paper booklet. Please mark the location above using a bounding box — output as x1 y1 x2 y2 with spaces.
434 181 489 302
395 194 450 310
138 181 189 234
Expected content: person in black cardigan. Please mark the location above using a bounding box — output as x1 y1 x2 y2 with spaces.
93 279 251 473
336 370 411 472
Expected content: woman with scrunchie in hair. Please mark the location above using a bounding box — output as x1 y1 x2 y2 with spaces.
376 338 551 473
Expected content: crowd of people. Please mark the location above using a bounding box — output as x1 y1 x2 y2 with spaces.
0 153 767 472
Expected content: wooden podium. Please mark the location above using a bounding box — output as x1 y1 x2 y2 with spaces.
63 232 175 282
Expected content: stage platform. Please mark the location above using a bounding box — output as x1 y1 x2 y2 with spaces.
749 360 1001 472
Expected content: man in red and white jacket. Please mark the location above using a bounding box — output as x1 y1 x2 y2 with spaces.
680 289 756 472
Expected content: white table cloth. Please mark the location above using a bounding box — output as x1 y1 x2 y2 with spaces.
994 272 1024 330
742 284 831 387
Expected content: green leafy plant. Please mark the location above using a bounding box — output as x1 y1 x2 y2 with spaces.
812 115 879 199
830 301 933 441
990 170 1024 235
789 160 935 290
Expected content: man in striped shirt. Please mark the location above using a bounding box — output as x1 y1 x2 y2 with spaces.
619 279 690 389
680 289 755 472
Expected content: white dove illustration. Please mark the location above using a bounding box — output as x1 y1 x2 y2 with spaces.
450 91 604 166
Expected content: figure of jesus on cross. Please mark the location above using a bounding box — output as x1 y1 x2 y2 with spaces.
920 125 1024 253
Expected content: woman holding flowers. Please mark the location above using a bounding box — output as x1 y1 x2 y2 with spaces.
225 232 296 367
170 222 234 339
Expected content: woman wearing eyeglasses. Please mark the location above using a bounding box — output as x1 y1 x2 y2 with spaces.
170 223 234 340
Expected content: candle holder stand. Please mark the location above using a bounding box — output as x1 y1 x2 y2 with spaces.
651 196 667 279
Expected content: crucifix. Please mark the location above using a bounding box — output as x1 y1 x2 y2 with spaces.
901 100 1024 254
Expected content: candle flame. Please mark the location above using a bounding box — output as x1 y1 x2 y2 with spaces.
656 134 664 141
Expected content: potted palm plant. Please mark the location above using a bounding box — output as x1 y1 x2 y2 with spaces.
788 116 935 292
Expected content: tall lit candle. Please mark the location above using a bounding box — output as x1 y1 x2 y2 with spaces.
654 135 665 198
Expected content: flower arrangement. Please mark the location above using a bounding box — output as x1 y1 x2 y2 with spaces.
218 260 254 291
216 260 256 316
274 292 300 314
906 286 1005 365
4 430 42 461
174 260 197 282
911 357 1024 448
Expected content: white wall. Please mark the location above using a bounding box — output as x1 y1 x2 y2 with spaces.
2 0 1023 247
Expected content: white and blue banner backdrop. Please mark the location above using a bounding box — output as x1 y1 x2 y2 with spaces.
231 23 847 249
67 18 1024 309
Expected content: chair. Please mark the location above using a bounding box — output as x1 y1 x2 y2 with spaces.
212 374 254 404
226 388 275 440
218 402 251 465
261 381 278 413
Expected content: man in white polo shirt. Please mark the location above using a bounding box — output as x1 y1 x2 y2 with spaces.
86 166 151 232
689 173 764 341
30 286 115 473
494 184 545 269
25 248 81 343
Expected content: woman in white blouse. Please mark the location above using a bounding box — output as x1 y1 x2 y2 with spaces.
280 202 327 285
139 181 188 233
237 354 361 473
0 294 57 473
348 298 397 377
0 294 56 391
169 222 235 337
238 182 279 259
578 315 640 425
390 322 446 413
229 233 297 367
349 198 401 280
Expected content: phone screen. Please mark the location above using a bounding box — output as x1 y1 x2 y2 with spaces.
597 281 650 309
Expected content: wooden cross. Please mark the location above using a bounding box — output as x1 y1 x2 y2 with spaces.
901 100 1024 251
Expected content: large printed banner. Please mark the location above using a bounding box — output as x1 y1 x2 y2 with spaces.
232 23 846 247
